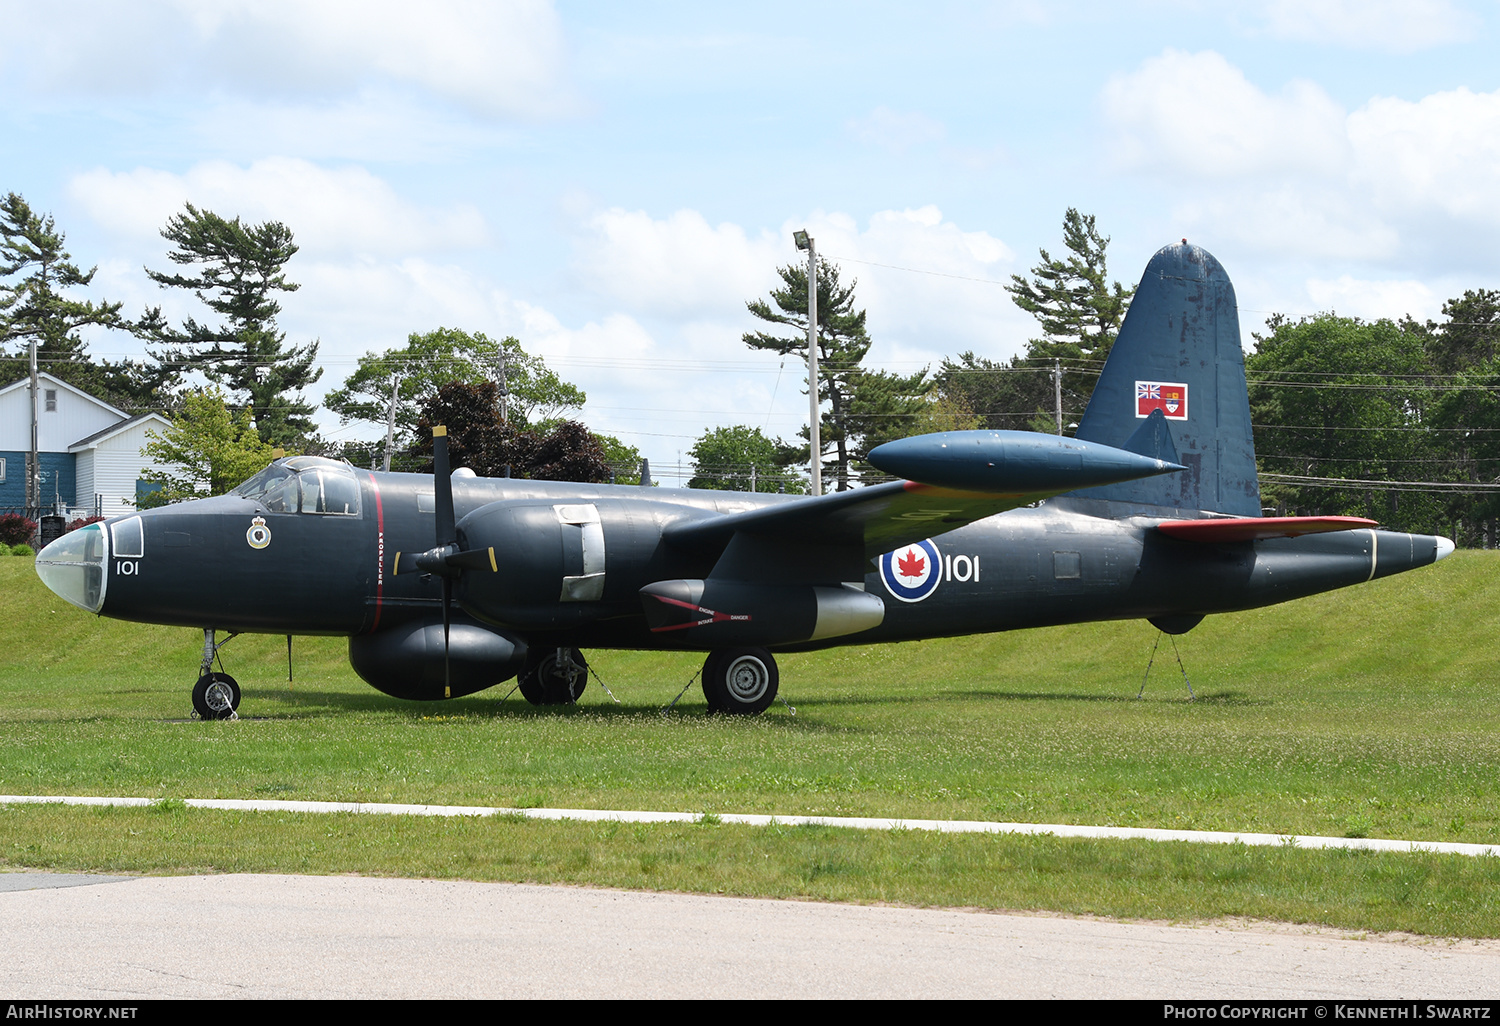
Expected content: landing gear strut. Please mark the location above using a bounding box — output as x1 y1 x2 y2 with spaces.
701 647 778 715
193 628 241 720
518 647 589 705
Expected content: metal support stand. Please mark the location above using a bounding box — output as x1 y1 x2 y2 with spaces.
1137 631 1196 700
661 668 702 717
588 664 621 704
1170 635 1196 700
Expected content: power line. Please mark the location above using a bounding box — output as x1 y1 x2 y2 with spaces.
1260 472 1500 494
821 254 1013 288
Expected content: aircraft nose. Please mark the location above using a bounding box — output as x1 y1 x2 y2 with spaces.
35 522 109 614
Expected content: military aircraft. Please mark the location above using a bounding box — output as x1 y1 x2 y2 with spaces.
35 243 1452 719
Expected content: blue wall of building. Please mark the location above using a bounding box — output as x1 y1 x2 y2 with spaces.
0 451 77 512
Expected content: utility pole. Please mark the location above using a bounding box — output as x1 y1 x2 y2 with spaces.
794 229 821 496
382 373 402 473
27 340 39 511
1054 358 1063 436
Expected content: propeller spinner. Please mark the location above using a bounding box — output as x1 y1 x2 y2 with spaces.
393 425 499 696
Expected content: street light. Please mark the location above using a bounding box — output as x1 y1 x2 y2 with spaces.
794 229 820 496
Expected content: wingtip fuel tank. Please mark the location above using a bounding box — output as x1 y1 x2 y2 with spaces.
866 430 1182 495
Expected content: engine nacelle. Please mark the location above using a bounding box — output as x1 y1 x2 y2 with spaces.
455 498 707 629
348 616 527 700
639 579 885 648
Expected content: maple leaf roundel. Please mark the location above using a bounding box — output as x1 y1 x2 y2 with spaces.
879 538 943 603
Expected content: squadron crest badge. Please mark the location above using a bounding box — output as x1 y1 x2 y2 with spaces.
246 516 272 550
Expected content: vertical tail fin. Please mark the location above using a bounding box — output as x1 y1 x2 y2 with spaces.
1070 243 1260 517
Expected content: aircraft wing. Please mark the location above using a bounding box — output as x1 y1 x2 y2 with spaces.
1154 515 1378 543
665 431 1181 561
664 478 1044 559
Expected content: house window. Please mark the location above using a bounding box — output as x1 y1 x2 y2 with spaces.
44 389 57 412
0 457 5 482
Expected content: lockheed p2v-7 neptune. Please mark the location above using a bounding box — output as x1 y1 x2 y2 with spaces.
34 243 1453 718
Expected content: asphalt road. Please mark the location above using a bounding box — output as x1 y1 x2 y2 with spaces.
1 873 1497 999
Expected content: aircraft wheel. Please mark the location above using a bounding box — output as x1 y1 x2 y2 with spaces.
192 672 240 720
518 648 589 705
702 647 777 716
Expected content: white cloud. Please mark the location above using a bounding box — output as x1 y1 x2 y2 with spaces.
1348 89 1500 224
790 206 1022 363
69 158 488 258
846 107 947 152
1257 0 1477 53
1303 275 1441 321
1105 50 1500 267
4 0 574 119
574 209 784 316
1102 49 1347 178
1172 188 1401 262
573 204 1022 362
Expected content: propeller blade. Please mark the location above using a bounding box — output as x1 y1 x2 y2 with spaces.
442 574 452 699
433 425 456 547
446 547 498 572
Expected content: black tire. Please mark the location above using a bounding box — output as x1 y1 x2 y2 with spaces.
699 650 727 711
701 647 778 715
517 648 589 705
192 672 240 720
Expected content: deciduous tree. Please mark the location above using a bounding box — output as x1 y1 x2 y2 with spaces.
1247 314 1446 534
688 425 804 492
406 381 618 484
139 387 281 505
325 328 585 458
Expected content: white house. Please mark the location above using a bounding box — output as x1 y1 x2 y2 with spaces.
0 372 172 518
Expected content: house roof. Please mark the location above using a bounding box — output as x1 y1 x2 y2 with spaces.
0 371 131 421
68 411 173 452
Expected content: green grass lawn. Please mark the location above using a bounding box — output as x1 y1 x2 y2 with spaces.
3 551 1500 935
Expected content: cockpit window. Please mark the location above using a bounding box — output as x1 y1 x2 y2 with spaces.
234 458 361 516
298 466 361 515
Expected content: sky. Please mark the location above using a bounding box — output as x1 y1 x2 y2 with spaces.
4 0 1500 480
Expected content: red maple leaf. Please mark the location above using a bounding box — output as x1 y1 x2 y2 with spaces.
897 548 925 578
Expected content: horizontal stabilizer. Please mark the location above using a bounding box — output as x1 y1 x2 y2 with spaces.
1155 516 1378 543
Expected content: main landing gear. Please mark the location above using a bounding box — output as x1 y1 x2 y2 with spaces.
701 647 779 716
192 628 242 721
518 647 589 705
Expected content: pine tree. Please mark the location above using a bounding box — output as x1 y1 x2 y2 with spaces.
0 192 171 406
944 208 1134 434
139 204 320 447
745 260 925 490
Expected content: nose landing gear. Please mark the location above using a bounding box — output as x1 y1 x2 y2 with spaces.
192 628 241 720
